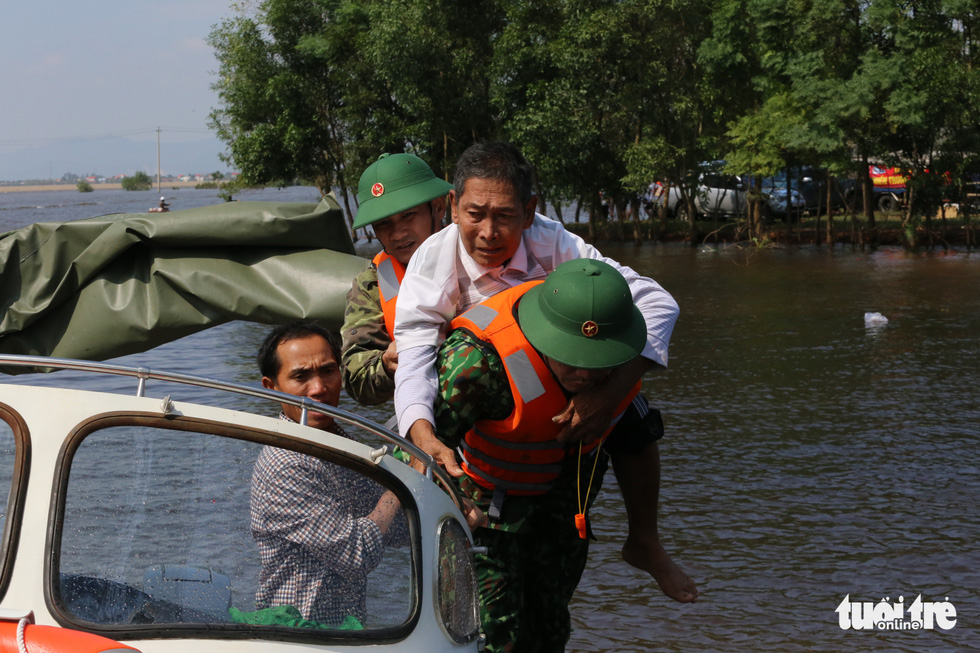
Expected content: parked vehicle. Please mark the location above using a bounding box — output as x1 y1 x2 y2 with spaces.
657 164 747 220
760 167 855 216
867 166 961 213
869 165 907 213
762 185 806 219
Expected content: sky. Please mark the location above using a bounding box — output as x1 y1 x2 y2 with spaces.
0 1 241 177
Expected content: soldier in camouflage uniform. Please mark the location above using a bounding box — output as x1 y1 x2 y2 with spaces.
433 260 670 652
341 153 452 405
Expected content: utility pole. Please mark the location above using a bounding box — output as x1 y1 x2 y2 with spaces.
156 127 162 194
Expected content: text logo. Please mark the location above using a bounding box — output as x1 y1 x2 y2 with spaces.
836 594 956 631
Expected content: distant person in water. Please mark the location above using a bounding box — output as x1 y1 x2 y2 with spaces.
157 197 170 211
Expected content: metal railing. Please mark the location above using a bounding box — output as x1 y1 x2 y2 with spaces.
0 353 467 513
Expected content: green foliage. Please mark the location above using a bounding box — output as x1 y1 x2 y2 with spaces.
76 180 93 193
121 171 152 191
216 177 250 203
207 0 980 245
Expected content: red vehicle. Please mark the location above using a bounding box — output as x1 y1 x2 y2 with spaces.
869 166 907 213
869 166 953 213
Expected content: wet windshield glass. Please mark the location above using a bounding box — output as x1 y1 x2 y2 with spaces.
0 418 13 546
58 421 415 636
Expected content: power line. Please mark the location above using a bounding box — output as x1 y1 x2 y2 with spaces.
0 127 213 147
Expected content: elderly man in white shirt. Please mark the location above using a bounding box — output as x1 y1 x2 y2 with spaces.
392 141 697 603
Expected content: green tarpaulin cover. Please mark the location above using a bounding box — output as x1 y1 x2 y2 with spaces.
0 196 368 365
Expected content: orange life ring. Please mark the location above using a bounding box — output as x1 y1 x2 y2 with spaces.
0 619 140 653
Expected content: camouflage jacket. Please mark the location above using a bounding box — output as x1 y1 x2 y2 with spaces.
434 329 514 447
341 265 395 406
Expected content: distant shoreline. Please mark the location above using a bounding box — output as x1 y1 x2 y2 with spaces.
0 180 206 193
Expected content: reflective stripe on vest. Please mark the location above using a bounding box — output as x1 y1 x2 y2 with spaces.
461 304 498 331
372 251 407 340
471 424 568 450
502 349 546 404
457 451 557 493
450 283 640 496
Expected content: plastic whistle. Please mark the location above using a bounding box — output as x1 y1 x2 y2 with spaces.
574 513 587 539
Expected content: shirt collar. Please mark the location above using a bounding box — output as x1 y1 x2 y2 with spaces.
278 411 349 439
456 228 530 281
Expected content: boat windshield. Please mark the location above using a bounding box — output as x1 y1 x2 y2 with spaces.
53 416 419 642
0 416 13 556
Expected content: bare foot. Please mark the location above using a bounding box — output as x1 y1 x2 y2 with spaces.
622 535 699 603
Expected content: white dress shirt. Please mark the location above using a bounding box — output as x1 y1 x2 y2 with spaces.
393 213 679 436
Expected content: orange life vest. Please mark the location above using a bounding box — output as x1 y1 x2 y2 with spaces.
372 251 407 340
450 282 641 496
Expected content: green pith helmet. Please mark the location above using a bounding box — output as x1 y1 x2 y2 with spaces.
518 259 646 369
353 153 453 230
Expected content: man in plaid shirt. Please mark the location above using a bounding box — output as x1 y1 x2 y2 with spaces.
250 322 404 625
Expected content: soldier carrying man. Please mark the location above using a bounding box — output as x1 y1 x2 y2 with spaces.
432 259 677 651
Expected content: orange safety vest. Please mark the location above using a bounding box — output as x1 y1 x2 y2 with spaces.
450 282 641 496
372 251 407 340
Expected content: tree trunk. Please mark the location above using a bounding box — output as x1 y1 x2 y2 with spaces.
860 154 876 237
686 197 698 245
553 199 564 223
614 196 626 240
629 195 642 243
938 205 947 251
752 176 765 239
851 210 863 250
824 176 834 246
902 185 916 248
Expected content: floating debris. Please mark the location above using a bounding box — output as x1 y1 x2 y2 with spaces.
864 312 889 327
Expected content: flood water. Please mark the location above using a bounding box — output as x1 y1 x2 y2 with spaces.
571 242 980 652
3 189 979 650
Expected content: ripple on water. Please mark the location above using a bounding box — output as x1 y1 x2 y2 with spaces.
3 219 979 650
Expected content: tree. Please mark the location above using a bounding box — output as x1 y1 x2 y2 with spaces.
76 179 93 193
352 0 505 175
205 0 980 248
862 0 980 246
209 3 358 223
121 171 152 191
499 0 723 243
208 0 728 242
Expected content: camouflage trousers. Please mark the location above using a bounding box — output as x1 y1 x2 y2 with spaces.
471 454 609 653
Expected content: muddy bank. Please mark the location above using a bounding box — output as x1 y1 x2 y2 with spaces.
0 181 203 193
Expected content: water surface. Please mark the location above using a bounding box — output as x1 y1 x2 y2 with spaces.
3 192 978 650
571 243 979 652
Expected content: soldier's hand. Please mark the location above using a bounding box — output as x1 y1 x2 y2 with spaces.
553 388 616 444
407 419 464 477
461 497 488 531
381 341 399 376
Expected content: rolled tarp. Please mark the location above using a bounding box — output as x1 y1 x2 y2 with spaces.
0 195 368 366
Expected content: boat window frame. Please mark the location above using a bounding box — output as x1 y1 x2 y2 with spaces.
0 403 30 604
44 411 422 646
